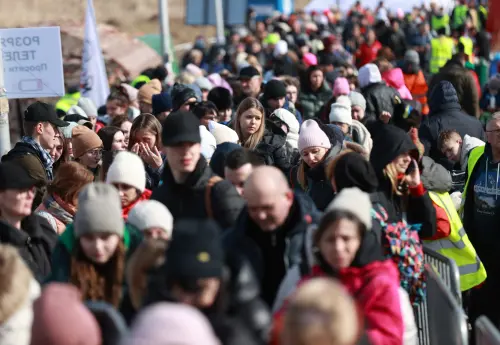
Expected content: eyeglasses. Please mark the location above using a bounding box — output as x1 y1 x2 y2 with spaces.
486 129 500 137
87 148 103 157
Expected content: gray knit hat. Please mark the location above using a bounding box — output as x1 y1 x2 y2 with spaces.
78 97 98 117
325 187 372 229
74 183 124 238
404 50 420 65
348 91 366 111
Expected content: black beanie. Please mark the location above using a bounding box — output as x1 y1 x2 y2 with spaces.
334 152 379 193
171 83 197 111
164 219 224 279
208 87 233 111
263 79 286 100
161 110 201 146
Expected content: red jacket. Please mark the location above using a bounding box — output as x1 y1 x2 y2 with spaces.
356 41 382 68
307 262 404 345
122 189 152 220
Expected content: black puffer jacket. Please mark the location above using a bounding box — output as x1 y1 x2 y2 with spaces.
223 193 321 306
151 158 245 230
254 120 291 173
419 80 485 169
361 82 400 131
0 215 57 282
370 124 436 239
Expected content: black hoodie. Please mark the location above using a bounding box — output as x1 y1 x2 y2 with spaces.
419 80 485 169
370 124 436 238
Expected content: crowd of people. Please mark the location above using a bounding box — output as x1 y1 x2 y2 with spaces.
0 0 497 344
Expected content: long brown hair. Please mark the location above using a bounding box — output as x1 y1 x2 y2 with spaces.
234 97 265 150
48 162 94 206
70 241 126 308
128 114 162 150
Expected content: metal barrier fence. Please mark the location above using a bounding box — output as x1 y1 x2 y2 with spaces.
476 316 500 345
414 264 469 345
423 245 462 305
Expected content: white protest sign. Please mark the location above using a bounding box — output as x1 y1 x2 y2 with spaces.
0 26 64 99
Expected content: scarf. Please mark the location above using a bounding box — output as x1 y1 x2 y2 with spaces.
43 194 75 225
21 136 54 180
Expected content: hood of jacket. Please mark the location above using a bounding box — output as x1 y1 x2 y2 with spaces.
382 68 406 89
428 80 461 115
460 135 486 171
359 63 382 89
369 124 418 177
261 119 287 148
421 156 452 193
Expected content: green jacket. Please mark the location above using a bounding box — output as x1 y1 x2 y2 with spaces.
298 82 332 120
46 223 143 283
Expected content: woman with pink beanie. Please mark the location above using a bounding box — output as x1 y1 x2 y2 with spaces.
333 77 350 98
290 120 338 211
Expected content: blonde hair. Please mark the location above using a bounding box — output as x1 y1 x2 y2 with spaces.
175 71 196 85
384 162 404 196
235 98 265 150
283 278 360 345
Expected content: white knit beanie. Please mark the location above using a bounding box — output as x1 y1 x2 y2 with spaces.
298 120 331 153
329 96 353 125
325 187 372 229
127 200 174 238
358 63 382 88
106 151 146 193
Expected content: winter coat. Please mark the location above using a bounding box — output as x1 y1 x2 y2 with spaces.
273 223 406 345
223 192 321 306
419 80 485 169
403 69 429 115
47 223 143 322
0 278 40 345
380 29 407 59
0 215 58 282
121 189 152 220
2 142 49 210
298 82 332 120
420 156 454 240
355 41 382 68
254 120 291 173
428 57 480 118
370 124 437 239
35 194 76 235
144 155 165 190
289 147 341 211
145 251 271 345
459 135 485 172
382 68 413 100
151 157 245 230
361 82 400 131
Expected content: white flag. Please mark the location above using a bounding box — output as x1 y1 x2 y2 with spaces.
80 0 109 108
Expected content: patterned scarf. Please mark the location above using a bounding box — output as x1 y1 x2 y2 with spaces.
43 194 75 225
21 136 54 180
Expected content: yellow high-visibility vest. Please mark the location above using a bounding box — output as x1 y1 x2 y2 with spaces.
430 37 455 74
431 14 450 31
425 191 487 291
461 145 486 209
55 92 81 114
452 4 469 28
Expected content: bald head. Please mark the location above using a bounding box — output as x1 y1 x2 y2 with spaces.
244 166 294 232
244 166 290 197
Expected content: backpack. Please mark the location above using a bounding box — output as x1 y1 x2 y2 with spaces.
371 204 426 305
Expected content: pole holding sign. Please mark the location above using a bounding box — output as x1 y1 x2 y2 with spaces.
0 42 10 155
0 26 64 99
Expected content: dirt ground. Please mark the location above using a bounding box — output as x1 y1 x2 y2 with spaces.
0 0 310 46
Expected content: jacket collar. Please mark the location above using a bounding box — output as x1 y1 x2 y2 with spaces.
161 157 212 189
0 215 44 245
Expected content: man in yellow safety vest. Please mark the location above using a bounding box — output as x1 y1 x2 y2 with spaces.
430 28 455 74
461 113 500 333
